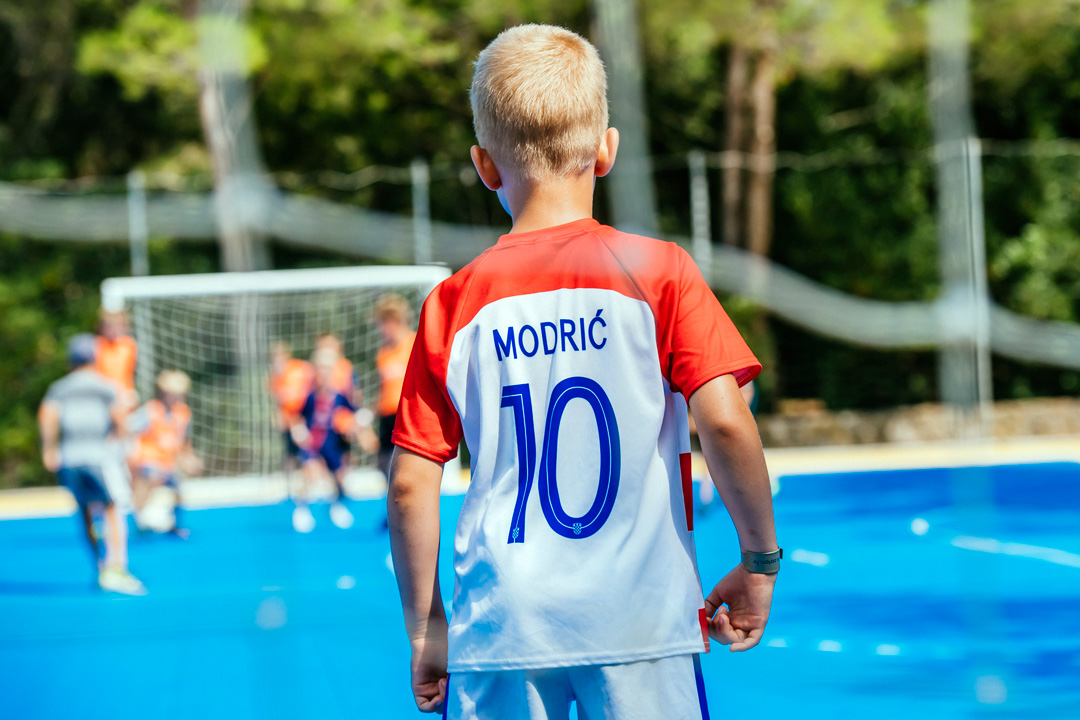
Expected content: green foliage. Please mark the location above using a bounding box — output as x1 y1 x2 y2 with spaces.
78 3 202 101
990 156 1080 323
2 0 1080 484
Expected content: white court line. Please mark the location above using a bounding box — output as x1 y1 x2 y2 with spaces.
789 549 830 566
951 535 1080 568
767 637 907 657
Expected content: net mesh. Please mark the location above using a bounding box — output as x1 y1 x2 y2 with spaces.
115 269 444 479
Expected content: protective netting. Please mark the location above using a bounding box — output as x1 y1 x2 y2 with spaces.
104 267 449 478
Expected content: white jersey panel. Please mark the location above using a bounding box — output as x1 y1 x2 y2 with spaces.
443 288 706 672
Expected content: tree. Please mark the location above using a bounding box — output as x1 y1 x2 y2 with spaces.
644 0 915 256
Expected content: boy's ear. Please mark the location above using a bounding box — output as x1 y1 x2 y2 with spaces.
470 145 503 191
594 128 620 178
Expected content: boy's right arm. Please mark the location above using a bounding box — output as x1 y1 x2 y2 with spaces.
689 373 778 653
37 401 61 473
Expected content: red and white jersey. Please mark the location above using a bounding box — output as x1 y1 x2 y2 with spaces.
394 218 760 672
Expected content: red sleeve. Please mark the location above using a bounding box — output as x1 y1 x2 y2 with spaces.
391 283 463 463
659 246 761 397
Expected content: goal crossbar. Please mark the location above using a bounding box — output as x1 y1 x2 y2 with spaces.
102 265 451 310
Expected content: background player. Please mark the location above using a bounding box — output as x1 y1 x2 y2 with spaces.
129 370 202 538
95 309 138 408
94 307 140 518
373 294 417 479
315 333 360 406
387 25 778 718
38 334 146 595
269 341 315 484
289 347 357 533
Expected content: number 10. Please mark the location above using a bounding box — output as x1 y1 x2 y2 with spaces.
501 377 621 543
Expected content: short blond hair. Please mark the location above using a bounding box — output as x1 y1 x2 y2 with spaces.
471 24 608 181
373 293 411 325
157 370 191 396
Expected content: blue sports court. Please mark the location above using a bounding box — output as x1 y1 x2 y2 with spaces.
2 461 1078 719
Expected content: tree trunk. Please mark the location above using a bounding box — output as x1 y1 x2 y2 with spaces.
746 42 776 258
195 0 270 273
197 74 268 272
722 43 750 247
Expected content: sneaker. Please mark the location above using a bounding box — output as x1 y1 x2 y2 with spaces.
98 567 148 596
330 502 354 530
292 505 315 533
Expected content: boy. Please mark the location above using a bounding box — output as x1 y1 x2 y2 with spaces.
388 25 779 719
95 309 138 407
39 334 146 595
129 370 202 538
289 348 357 532
269 341 316 479
95 308 140 514
373 294 417 478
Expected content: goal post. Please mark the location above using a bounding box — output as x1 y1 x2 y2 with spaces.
101 265 458 487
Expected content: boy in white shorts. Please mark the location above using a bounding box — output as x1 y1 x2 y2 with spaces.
388 24 779 719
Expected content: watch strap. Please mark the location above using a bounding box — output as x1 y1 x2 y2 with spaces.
741 548 783 574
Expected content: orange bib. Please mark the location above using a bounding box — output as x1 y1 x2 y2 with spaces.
95 336 137 391
271 359 315 422
133 400 191 470
376 331 416 417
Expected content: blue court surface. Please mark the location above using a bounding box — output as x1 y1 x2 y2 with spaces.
2 462 1079 719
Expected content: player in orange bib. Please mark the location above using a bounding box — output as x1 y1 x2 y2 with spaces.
373 294 417 479
94 309 141 533
129 370 202 538
95 309 138 408
315 333 360 405
269 341 316 478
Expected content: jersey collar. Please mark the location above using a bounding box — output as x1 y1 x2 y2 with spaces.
496 218 602 247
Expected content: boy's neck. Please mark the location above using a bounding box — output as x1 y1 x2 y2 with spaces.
506 171 596 235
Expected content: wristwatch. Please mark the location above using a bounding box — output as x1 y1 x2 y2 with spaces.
741 548 783 574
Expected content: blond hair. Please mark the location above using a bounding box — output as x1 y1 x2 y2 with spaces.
99 308 128 322
373 293 411 325
471 24 608 181
157 370 191 396
316 333 342 354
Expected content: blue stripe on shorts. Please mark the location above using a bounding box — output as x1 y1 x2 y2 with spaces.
693 654 710 720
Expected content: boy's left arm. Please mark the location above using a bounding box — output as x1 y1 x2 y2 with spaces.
387 447 448 713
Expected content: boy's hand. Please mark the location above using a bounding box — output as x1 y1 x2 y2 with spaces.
178 452 203 476
410 616 449 713
289 424 310 448
705 564 776 652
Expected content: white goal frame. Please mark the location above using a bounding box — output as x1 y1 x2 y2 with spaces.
101 265 460 488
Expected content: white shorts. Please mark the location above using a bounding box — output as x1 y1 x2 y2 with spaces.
100 440 133 511
445 654 710 720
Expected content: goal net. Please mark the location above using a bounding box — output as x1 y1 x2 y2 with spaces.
100 265 452 484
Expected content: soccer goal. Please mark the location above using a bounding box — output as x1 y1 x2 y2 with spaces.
101 265 453 487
